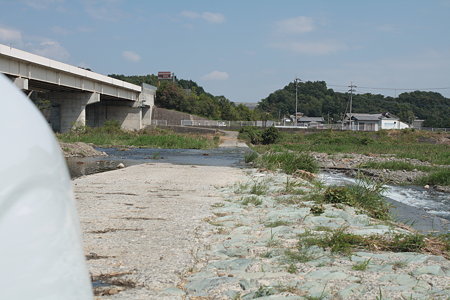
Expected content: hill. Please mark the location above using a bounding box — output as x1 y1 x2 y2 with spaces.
257 81 450 127
108 74 260 121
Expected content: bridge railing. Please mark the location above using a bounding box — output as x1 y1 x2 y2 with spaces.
151 120 168 126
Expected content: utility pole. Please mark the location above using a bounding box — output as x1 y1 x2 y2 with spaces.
294 77 301 126
348 82 356 130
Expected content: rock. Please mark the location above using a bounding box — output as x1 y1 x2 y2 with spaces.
424 184 430 189
210 258 255 271
117 163 125 168
185 277 236 295
413 265 445 276
306 269 349 280
159 287 186 296
60 142 107 158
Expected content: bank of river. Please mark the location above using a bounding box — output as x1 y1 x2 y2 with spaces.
68 146 449 234
74 160 450 299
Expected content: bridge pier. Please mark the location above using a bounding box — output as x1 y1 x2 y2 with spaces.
13 77 28 90
49 92 100 132
85 101 145 131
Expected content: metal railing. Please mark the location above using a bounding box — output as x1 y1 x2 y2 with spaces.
152 120 449 132
421 127 449 132
151 120 168 126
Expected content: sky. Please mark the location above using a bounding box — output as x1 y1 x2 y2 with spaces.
1 0 450 102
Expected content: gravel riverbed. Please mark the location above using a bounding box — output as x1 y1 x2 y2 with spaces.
75 163 449 299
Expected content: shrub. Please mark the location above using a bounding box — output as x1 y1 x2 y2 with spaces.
324 186 354 204
239 126 262 144
310 204 325 215
261 126 280 144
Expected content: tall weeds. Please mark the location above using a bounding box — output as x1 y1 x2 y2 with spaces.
58 124 217 149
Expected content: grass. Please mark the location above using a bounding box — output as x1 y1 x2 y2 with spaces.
266 229 280 247
252 151 319 174
283 177 307 194
297 228 441 256
250 180 269 195
250 130 450 165
284 249 315 263
327 178 389 220
241 196 262 206
265 220 291 228
244 151 258 163
234 182 250 194
308 176 391 220
58 122 218 149
286 264 298 274
352 259 371 271
414 168 450 186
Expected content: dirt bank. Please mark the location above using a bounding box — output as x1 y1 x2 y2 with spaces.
60 142 107 158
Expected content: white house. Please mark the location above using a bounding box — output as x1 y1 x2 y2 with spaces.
297 116 325 128
344 112 409 131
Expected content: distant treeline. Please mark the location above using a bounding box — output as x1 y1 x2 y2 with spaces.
109 74 449 127
258 81 450 128
109 74 261 121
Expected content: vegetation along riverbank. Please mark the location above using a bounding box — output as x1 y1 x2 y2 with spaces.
57 121 220 150
240 127 450 190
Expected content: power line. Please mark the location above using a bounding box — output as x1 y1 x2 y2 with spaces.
327 84 450 92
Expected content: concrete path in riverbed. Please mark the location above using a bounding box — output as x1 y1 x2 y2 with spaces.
218 130 249 148
74 131 249 299
75 163 247 299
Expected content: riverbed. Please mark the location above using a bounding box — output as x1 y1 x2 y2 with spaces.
68 146 449 234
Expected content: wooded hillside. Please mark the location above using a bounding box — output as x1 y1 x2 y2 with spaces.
258 81 450 127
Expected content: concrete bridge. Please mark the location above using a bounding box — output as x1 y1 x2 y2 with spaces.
0 43 155 132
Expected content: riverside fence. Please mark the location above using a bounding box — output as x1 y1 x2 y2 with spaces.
149 119 449 132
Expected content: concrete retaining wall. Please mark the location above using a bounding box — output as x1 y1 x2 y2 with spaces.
152 107 207 125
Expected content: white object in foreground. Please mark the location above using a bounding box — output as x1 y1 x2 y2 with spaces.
0 74 92 299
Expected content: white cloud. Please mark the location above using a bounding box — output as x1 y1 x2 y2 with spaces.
201 71 229 81
181 10 199 19
272 40 347 55
201 12 225 24
180 11 225 23
20 0 64 10
276 16 315 34
0 26 70 62
32 40 70 61
83 0 125 21
0 27 23 43
122 50 141 62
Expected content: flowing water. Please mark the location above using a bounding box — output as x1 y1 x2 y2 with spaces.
319 171 450 234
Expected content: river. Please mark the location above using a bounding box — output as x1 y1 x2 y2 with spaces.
67 147 449 234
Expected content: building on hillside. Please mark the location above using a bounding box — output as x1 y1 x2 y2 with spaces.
157 71 175 82
297 116 325 128
343 112 409 131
